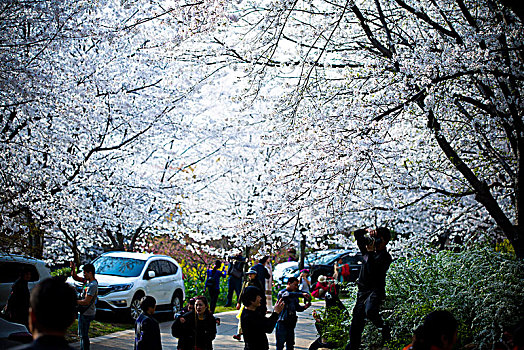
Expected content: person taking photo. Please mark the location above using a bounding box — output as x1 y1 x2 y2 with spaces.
345 227 392 350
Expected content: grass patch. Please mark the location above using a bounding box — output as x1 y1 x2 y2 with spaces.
214 305 238 313
66 319 133 343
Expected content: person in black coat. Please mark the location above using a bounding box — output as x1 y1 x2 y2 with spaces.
240 286 285 350
251 256 270 293
135 296 162 350
345 227 393 350
4 267 32 327
11 277 77 350
175 296 217 350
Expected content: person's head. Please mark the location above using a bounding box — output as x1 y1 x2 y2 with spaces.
300 269 309 276
286 277 299 291
187 297 196 311
194 296 209 316
287 248 296 256
21 266 32 281
29 277 77 337
414 310 458 350
241 286 262 308
213 260 222 270
317 275 327 283
375 227 391 250
259 256 269 265
140 295 156 315
246 268 257 280
82 263 95 280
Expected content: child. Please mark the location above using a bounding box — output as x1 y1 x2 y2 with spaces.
135 296 162 350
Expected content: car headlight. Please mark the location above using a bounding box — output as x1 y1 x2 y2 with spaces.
112 283 134 292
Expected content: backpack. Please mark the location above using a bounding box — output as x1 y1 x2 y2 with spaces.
341 264 351 279
205 276 216 289
229 261 244 279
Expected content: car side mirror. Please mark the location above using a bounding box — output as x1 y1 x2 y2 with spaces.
147 270 156 279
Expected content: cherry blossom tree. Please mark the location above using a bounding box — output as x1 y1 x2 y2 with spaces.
210 0 524 256
0 0 241 261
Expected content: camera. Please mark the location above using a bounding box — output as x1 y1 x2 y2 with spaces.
364 235 382 246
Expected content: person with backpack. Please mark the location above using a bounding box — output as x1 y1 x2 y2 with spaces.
333 258 351 282
225 254 246 307
205 260 223 314
275 277 311 350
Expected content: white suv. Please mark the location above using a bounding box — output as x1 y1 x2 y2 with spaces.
0 254 52 310
67 252 185 320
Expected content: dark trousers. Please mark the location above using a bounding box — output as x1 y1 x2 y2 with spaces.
345 289 390 350
78 313 95 350
276 318 297 350
209 288 220 313
226 277 242 306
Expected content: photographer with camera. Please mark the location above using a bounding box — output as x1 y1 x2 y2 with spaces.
275 277 311 350
345 227 392 350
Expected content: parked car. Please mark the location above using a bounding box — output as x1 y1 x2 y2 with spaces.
67 251 185 320
274 249 344 285
308 249 363 283
0 318 32 348
0 254 52 310
281 249 363 285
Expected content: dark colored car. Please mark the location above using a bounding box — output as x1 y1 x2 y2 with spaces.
281 249 363 285
0 318 32 348
308 249 363 284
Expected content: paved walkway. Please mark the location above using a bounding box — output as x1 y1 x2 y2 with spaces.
72 302 324 349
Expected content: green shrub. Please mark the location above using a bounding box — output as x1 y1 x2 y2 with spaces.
51 267 71 278
323 246 524 350
385 246 523 349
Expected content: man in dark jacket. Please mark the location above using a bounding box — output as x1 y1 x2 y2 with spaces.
12 277 77 350
4 267 32 327
135 296 162 350
275 277 311 350
345 227 392 350
225 254 246 307
241 286 284 350
251 257 270 293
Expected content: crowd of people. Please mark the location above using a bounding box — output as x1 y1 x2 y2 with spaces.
2 227 523 350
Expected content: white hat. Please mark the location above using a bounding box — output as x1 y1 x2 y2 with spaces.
318 275 327 283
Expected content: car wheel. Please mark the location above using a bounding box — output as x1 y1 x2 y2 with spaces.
130 294 143 320
171 292 182 314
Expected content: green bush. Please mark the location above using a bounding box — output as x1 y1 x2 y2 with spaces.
51 267 71 278
323 246 524 349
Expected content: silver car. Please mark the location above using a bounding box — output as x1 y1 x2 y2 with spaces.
0 254 51 310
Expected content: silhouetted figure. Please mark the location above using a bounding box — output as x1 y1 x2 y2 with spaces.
225 255 246 307
4 267 32 327
11 277 77 350
240 286 285 350
205 260 223 314
135 296 162 350
345 227 392 350
404 310 458 350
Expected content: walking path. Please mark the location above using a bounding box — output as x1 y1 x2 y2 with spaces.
72 302 324 349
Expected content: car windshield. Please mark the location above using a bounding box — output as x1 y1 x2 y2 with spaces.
93 256 146 277
304 251 335 264
314 252 344 265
